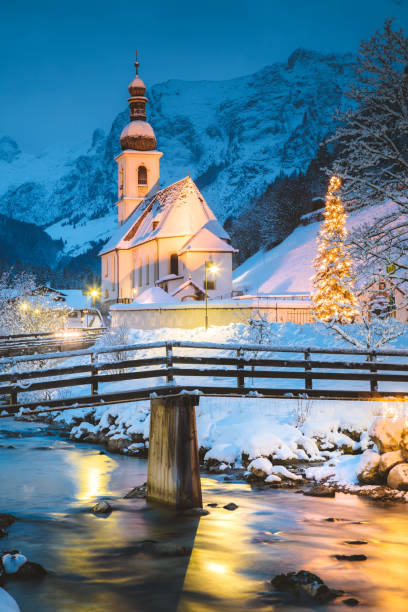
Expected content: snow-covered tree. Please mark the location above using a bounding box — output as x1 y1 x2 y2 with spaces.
312 177 359 323
0 271 70 335
328 20 408 285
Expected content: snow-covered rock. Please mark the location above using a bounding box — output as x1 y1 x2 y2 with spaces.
378 450 404 479
2 554 27 575
387 463 408 491
369 417 407 454
247 457 273 478
269 465 302 481
265 474 282 483
356 450 380 485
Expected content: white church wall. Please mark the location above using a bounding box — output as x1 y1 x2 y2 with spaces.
180 251 233 297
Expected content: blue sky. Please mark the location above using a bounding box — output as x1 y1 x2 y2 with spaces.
1 0 407 152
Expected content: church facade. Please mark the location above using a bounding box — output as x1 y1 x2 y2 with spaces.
100 55 236 305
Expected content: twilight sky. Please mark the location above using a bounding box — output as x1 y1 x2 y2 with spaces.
1 0 407 153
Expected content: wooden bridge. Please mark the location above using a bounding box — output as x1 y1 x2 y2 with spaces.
0 327 106 357
1 340 407 509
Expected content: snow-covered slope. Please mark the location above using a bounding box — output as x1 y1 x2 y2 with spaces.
0 49 354 260
233 202 392 294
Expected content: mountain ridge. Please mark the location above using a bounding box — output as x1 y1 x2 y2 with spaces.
0 48 355 267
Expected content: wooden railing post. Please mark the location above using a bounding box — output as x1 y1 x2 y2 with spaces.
166 343 174 383
368 350 378 394
304 348 312 391
237 347 245 388
91 353 98 395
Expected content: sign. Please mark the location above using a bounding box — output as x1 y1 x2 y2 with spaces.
386 263 397 275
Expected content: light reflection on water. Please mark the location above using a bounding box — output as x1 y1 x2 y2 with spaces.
1 419 408 612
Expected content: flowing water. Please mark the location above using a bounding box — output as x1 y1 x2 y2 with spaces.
1 418 408 612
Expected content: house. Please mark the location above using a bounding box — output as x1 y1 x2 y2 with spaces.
100 54 236 305
361 277 408 323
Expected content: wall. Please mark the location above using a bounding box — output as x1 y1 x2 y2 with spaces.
111 301 314 329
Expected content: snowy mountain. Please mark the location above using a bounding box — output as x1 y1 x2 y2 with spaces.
0 49 355 264
232 201 393 295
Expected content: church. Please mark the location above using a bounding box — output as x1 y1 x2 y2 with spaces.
100 55 236 305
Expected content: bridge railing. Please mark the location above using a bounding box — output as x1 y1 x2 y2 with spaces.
0 327 106 358
0 340 407 414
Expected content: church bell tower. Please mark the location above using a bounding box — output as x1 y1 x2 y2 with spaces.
116 52 162 224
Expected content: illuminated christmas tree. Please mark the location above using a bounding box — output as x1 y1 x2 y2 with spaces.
312 177 359 323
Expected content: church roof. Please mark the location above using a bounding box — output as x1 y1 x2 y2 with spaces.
99 176 231 255
178 226 237 255
171 278 205 297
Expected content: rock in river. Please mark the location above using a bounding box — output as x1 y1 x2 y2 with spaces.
0 514 16 530
356 450 380 485
91 501 113 515
387 463 408 491
333 554 367 561
303 486 335 498
271 570 342 604
378 450 404 479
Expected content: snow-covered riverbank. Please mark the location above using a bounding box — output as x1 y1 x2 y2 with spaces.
11 322 408 501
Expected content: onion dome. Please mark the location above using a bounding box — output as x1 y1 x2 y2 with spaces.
120 51 157 151
128 76 146 97
120 120 156 151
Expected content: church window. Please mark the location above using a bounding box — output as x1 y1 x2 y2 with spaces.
146 256 150 285
119 166 124 198
104 258 108 277
138 259 142 287
206 279 216 291
138 166 147 186
169 253 178 275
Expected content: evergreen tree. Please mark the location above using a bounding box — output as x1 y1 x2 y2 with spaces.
312 177 359 323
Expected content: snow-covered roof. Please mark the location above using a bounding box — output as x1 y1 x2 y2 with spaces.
59 289 87 309
133 286 180 304
156 273 184 284
171 279 205 297
178 225 237 255
100 176 229 255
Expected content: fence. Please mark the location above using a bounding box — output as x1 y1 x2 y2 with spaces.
0 340 407 415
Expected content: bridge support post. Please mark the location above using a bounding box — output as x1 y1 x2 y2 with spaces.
147 395 202 509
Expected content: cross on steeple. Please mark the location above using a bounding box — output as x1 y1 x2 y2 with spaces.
135 50 139 76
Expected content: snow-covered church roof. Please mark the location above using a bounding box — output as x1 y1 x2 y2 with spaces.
179 226 237 255
99 176 231 255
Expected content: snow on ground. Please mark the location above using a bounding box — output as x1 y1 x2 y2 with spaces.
46 211 116 257
233 201 395 294
132 286 180 304
19 321 407 494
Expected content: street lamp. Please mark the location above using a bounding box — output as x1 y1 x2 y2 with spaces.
204 261 219 330
85 287 101 328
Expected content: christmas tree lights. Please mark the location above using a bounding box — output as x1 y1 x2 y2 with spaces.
312 177 359 323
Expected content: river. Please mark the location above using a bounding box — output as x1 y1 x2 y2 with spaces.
1 418 408 612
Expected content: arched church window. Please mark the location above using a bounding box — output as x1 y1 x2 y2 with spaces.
138 166 147 186
170 253 178 275
119 166 124 197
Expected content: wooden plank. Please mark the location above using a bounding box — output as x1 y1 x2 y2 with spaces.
0 356 166 384
147 396 202 509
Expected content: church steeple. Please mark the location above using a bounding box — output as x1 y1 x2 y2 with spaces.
120 51 157 151
116 53 162 225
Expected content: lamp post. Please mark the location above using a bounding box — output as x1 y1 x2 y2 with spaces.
85 287 101 328
204 261 219 330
